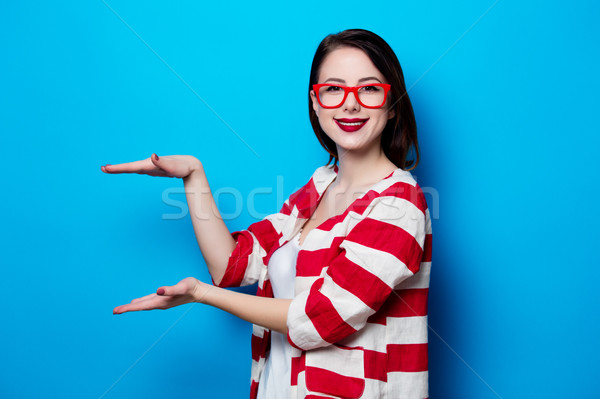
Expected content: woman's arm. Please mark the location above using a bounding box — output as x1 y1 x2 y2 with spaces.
181 166 236 285
201 283 291 334
102 154 235 285
113 277 291 334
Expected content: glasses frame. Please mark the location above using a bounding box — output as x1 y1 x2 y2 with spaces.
312 83 392 109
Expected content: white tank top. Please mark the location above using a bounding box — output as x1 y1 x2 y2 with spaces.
256 230 301 399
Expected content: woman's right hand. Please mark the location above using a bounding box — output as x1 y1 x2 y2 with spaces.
101 153 203 179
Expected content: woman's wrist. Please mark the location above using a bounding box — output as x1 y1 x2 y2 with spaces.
192 278 216 304
183 158 205 182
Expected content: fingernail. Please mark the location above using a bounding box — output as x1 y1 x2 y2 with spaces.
154 154 159 161
157 288 165 295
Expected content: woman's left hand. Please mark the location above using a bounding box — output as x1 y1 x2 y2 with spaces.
113 277 211 314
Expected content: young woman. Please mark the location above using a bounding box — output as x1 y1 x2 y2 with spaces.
104 29 433 399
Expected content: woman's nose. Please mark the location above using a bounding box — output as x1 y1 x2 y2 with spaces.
343 90 361 112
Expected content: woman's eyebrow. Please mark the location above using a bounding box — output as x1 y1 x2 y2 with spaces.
323 77 346 84
358 76 383 83
322 76 383 84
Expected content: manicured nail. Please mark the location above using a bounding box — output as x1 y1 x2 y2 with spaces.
157 288 165 295
154 154 159 161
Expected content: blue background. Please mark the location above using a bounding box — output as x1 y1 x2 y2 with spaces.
1 1 598 398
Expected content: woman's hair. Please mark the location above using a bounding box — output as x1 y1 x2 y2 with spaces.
308 29 420 170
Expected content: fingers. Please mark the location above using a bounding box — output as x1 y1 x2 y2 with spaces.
149 153 182 178
156 282 187 297
130 293 156 304
113 305 128 314
101 158 149 173
129 284 180 302
150 153 160 166
113 284 181 314
113 278 200 315
102 154 198 178
101 157 167 176
113 294 163 314
113 302 145 314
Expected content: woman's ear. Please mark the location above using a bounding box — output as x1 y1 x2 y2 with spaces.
388 108 396 119
310 90 319 116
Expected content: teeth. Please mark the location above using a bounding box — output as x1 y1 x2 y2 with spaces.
337 121 364 126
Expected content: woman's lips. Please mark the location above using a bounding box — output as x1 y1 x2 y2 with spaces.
334 118 369 132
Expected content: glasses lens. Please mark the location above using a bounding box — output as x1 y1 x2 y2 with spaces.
317 85 346 108
357 85 387 108
317 85 387 108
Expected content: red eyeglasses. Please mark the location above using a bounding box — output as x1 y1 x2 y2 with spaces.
312 83 391 109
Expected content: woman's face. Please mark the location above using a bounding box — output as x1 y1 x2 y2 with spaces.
311 46 394 157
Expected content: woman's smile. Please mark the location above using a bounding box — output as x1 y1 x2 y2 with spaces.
334 117 369 132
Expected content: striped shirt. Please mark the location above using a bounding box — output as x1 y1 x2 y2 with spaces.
217 164 433 399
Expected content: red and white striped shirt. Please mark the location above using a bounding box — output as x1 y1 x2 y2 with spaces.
217 164 433 399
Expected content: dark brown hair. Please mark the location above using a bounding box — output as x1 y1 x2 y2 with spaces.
308 29 419 170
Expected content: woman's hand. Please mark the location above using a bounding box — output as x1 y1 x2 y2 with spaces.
113 277 212 315
101 153 203 179
113 276 291 334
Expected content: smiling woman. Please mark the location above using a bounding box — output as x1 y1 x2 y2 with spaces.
309 46 396 161
103 29 432 399
308 31 419 172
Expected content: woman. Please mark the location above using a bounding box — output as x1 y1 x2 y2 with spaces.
104 29 432 399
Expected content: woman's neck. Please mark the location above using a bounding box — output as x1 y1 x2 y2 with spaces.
333 145 397 191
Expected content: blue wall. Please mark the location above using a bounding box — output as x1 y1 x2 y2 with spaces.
1 1 598 398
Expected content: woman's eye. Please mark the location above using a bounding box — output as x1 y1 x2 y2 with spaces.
326 86 344 92
360 85 380 92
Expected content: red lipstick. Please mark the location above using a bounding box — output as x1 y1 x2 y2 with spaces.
335 118 369 132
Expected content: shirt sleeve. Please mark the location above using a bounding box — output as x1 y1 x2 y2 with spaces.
214 216 282 288
287 194 427 350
